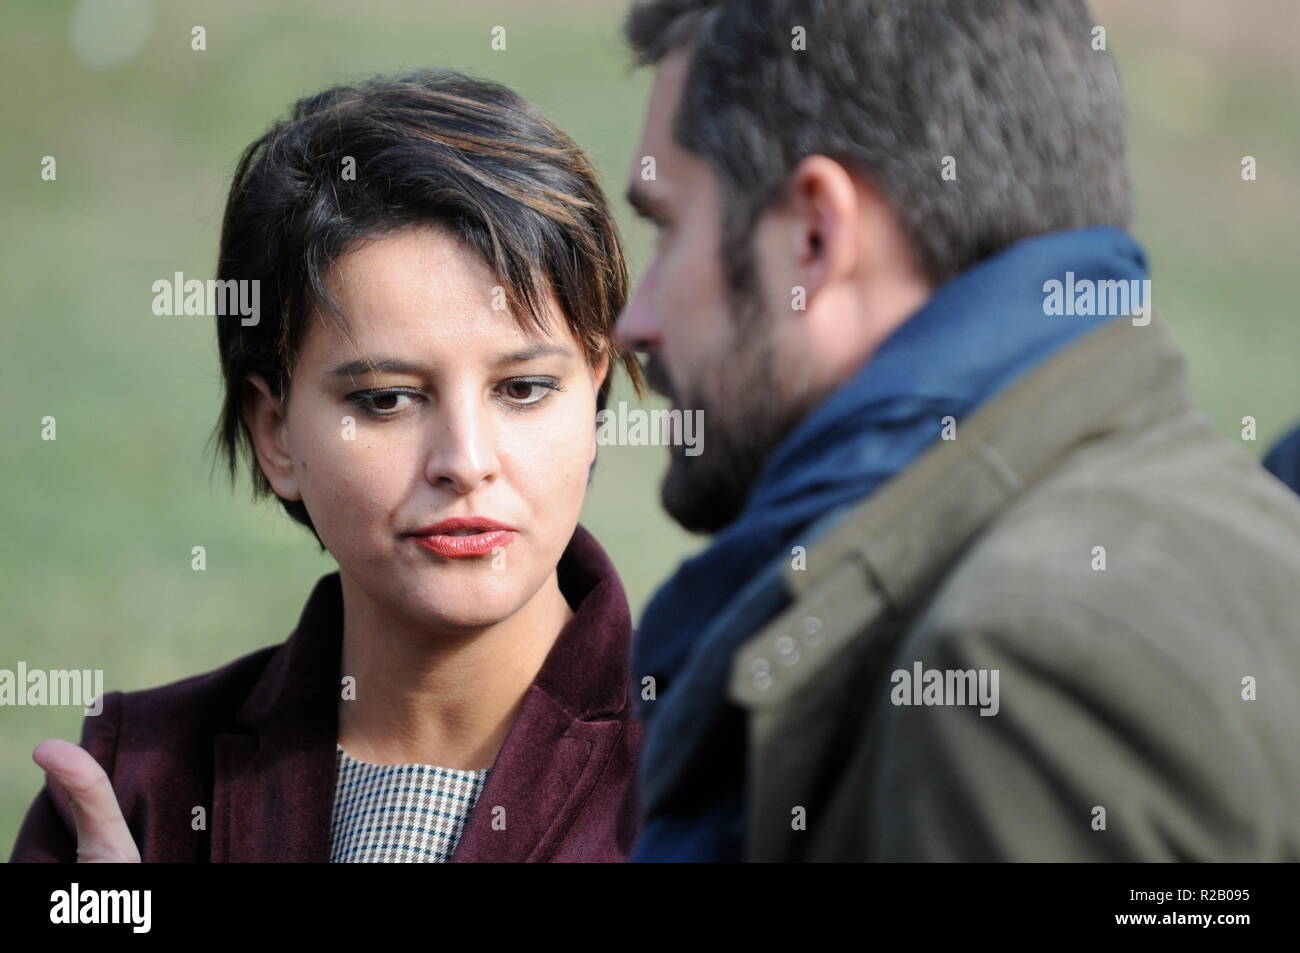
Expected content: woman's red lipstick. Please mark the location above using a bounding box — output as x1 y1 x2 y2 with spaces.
407 517 517 559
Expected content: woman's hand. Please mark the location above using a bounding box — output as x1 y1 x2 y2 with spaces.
32 738 141 863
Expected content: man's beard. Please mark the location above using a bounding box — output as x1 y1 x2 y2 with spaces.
648 292 823 536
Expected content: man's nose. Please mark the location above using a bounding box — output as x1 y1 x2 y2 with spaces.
425 392 499 494
615 279 661 353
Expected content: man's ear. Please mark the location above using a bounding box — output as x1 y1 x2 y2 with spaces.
242 373 302 501
784 154 862 304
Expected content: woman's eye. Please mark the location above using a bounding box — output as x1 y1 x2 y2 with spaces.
499 377 561 407
349 389 418 417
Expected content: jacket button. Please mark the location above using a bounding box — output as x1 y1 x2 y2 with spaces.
750 657 773 690
775 635 800 665
802 615 824 646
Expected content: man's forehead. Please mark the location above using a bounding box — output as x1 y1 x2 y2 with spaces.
644 51 689 139
629 49 693 189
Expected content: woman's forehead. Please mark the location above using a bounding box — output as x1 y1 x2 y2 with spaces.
300 226 581 361
299 301 580 378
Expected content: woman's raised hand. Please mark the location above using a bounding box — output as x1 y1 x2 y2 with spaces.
32 738 141 863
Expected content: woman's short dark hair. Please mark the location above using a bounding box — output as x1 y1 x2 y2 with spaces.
210 68 643 542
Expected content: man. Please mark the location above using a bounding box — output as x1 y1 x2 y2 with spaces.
615 0 1300 861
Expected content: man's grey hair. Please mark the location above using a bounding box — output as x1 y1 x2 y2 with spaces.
625 0 1133 296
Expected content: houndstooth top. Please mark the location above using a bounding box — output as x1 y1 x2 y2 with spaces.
329 744 490 862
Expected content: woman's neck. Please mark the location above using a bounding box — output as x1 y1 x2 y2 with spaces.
334 569 574 770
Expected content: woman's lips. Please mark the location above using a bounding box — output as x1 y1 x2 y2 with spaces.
412 530 516 558
407 517 517 559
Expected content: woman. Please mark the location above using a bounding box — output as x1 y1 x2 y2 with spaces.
10 69 645 862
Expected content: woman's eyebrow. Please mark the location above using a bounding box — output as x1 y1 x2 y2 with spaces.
326 358 424 379
325 345 573 380
495 343 574 365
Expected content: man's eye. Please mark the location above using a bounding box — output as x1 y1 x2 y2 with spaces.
498 377 562 407
348 389 419 417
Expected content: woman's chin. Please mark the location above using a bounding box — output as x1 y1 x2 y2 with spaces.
395 576 537 635
338 540 559 634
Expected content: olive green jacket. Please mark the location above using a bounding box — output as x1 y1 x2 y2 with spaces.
729 315 1300 861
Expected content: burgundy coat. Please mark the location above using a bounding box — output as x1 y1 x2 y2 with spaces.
10 525 643 862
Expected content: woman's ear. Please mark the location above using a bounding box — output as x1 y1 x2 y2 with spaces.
589 352 611 470
242 373 302 501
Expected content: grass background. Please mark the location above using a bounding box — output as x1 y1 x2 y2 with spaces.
2 0 1298 851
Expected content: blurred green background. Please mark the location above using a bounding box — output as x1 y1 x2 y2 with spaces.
2 0 1298 851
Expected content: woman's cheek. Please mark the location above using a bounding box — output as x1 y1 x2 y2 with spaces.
300 431 393 538
505 423 580 504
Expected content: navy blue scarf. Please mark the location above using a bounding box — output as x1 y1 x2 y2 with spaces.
629 226 1150 861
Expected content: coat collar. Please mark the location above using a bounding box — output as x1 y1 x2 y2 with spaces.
729 314 1195 710
211 523 632 862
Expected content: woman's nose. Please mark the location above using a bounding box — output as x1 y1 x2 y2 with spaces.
424 393 499 494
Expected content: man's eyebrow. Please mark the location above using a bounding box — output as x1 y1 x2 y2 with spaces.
626 183 670 221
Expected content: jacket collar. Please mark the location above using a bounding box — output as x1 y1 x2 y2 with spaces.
211 523 632 862
729 314 1195 710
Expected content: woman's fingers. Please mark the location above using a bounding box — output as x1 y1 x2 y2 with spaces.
32 738 142 863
